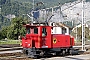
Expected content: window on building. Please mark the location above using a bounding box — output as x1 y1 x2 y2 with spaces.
62 28 66 34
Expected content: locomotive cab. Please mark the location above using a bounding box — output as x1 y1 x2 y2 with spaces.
22 24 52 58
22 24 52 48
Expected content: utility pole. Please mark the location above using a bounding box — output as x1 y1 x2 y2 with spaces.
82 0 86 51
33 0 34 10
59 2 63 23
32 0 34 22
0 8 1 15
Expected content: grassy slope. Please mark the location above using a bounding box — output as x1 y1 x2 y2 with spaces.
11 0 77 7
0 40 21 44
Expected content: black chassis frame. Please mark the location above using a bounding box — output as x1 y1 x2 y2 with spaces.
23 46 73 58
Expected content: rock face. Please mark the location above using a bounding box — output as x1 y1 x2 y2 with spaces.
62 1 90 24
33 1 90 25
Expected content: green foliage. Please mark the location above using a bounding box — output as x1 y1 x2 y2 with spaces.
8 17 26 40
0 26 8 39
0 0 32 29
1 0 32 16
12 0 77 7
1 0 77 16
0 17 26 40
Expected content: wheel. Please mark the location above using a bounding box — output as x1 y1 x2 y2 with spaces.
30 55 38 59
61 50 66 56
23 48 28 54
69 49 73 55
22 49 26 54
62 50 66 56
56 52 61 56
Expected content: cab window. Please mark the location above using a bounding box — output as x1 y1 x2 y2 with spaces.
34 27 38 34
42 28 47 36
27 28 30 34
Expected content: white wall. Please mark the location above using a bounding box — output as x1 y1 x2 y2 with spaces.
52 27 62 34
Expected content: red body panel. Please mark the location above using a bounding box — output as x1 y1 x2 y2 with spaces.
22 37 32 48
52 34 72 48
22 34 41 48
70 37 75 46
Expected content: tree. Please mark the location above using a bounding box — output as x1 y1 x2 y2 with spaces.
9 17 26 39
71 26 90 40
0 16 27 40
0 26 8 39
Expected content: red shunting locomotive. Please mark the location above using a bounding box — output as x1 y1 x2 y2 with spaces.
22 23 74 58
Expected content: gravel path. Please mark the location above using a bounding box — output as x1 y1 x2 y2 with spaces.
36 54 90 60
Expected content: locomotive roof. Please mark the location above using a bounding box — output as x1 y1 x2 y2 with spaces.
23 24 51 27
23 22 73 29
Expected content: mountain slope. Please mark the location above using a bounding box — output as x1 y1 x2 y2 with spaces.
12 0 77 7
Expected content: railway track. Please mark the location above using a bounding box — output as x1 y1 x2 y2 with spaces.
0 53 30 60
0 50 22 54
0 45 90 60
0 47 30 60
0 47 22 51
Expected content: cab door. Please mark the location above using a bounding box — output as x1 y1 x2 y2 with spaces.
41 26 52 48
